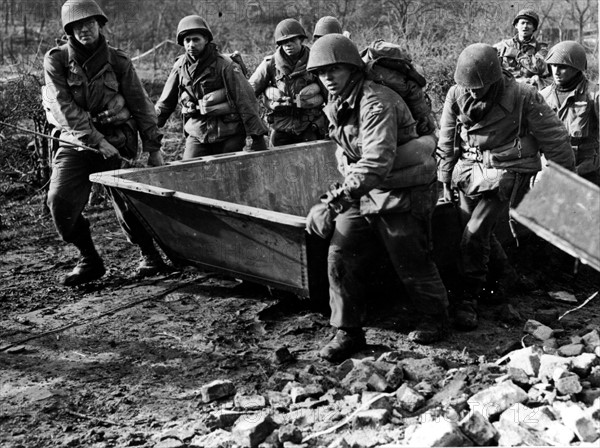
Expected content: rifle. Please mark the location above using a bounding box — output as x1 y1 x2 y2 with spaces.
0 120 134 166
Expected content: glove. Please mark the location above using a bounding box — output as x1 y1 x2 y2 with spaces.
321 182 355 214
249 135 268 152
306 203 336 239
147 150 164 167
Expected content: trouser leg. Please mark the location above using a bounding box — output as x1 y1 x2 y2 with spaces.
328 205 378 329
459 191 510 293
47 148 97 247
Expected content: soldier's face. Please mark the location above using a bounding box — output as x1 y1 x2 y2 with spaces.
280 37 303 58
72 17 100 47
318 64 353 96
550 64 579 87
467 84 492 100
184 33 209 59
515 19 535 40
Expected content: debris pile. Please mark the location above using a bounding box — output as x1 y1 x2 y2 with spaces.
150 324 600 448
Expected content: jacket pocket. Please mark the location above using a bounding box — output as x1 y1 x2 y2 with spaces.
67 76 85 105
569 101 590 138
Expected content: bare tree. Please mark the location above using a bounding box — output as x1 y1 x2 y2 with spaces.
567 0 595 43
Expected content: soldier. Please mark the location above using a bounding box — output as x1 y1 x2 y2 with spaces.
541 41 599 185
305 35 449 362
437 43 575 330
43 0 166 286
249 19 326 147
494 8 550 89
312 16 342 41
155 16 268 159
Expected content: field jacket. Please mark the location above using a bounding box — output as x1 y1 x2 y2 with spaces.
43 41 161 153
437 73 574 189
156 52 267 143
541 77 599 176
324 77 437 214
494 35 550 87
249 46 325 135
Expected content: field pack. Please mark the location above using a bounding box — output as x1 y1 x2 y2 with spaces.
361 39 435 135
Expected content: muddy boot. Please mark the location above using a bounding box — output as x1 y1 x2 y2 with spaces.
319 328 366 363
454 296 479 331
408 313 449 344
134 245 167 277
63 237 105 286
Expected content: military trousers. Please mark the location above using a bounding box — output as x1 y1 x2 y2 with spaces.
327 201 449 329
47 147 155 252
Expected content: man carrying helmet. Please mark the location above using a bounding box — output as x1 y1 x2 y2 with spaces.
437 43 575 330
494 8 550 89
249 18 326 147
305 34 450 362
313 16 342 41
541 41 599 185
155 16 268 159
43 0 166 286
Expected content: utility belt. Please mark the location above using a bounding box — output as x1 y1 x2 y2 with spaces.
460 134 539 169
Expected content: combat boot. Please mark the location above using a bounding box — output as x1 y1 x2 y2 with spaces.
408 313 449 344
454 295 479 330
134 245 167 277
319 328 366 362
63 239 105 286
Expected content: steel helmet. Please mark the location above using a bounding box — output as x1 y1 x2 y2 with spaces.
61 0 108 35
313 16 342 39
454 43 503 89
274 19 307 45
307 34 364 72
513 8 539 31
546 40 587 72
176 15 213 45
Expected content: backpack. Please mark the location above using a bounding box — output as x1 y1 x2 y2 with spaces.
360 40 435 135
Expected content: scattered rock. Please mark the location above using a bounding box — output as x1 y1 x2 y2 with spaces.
232 414 278 448
405 420 468 447
189 429 233 448
555 373 583 395
235 394 268 410
289 385 324 404
548 291 578 303
558 343 585 357
278 424 302 444
553 401 600 443
155 438 185 448
396 384 426 413
538 354 572 381
400 358 446 383
458 410 499 446
467 381 528 419
201 380 236 403
582 330 600 349
506 346 541 377
495 418 546 446
571 353 598 377
273 347 295 365
352 409 390 427
523 319 554 341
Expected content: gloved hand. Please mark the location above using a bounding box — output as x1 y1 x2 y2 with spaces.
97 138 120 159
249 135 268 151
321 182 354 214
306 203 336 239
442 182 456 203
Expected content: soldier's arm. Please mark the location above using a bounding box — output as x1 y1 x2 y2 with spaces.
525 87 575 170
437 86 461 183
155 58 183 127
43 49 104 147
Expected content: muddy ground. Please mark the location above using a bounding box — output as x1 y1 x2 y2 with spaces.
1 145 600 447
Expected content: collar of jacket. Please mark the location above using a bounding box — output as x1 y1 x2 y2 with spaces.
455 73 520 131
274 45 309 77
512 34 538 51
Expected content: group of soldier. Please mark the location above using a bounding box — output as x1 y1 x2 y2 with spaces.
43 0 598 362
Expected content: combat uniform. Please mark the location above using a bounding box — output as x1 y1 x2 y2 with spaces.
44 35 162 263
249 46 326 146
438 71 575 307
541 73 600 185
155 43 268 158
324 76 448 330
494 35 550 87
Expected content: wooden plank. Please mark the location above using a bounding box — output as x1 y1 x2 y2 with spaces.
510 161 600 271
